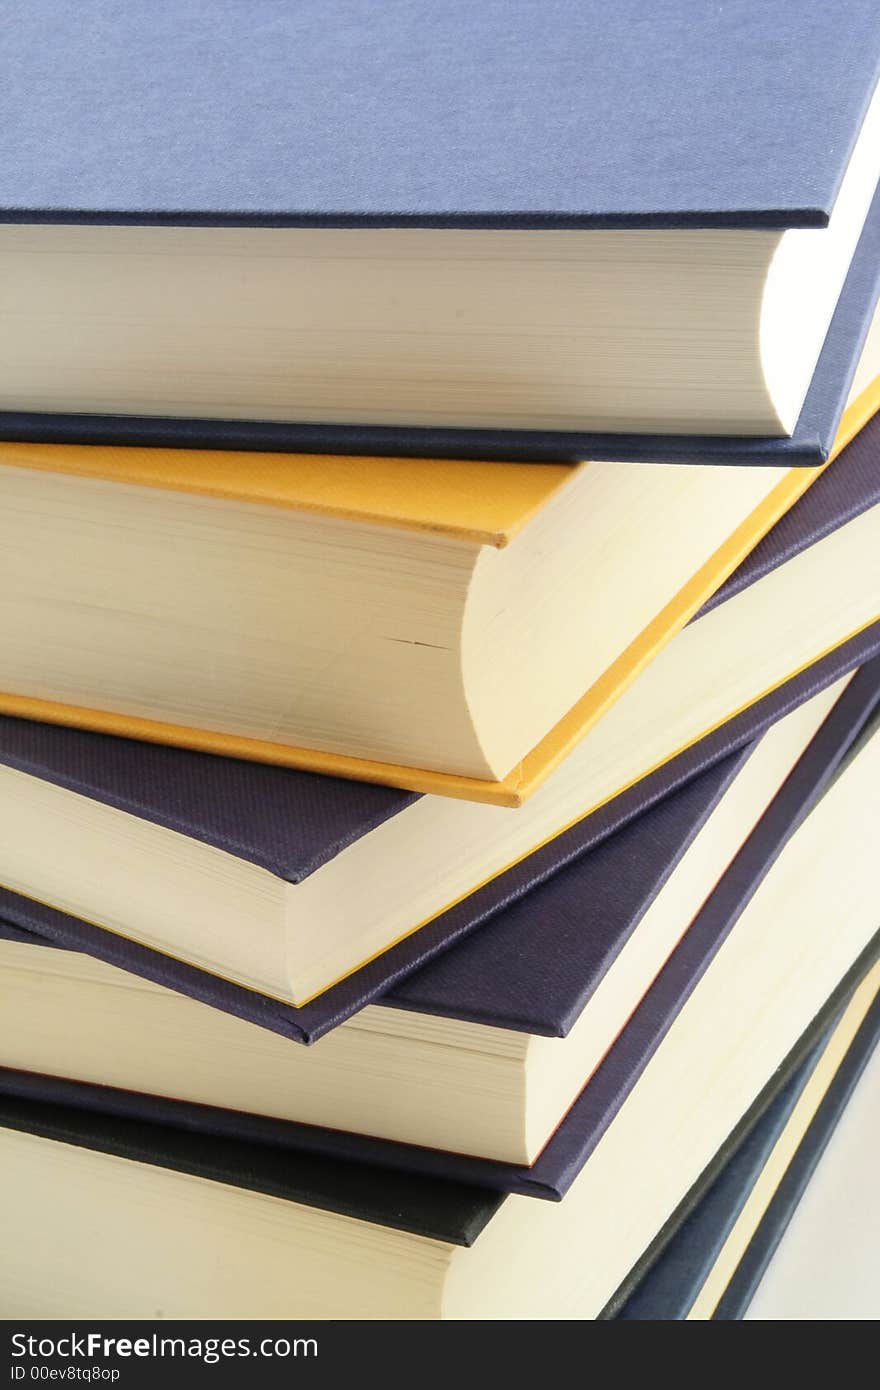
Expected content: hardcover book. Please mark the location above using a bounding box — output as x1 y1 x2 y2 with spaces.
0 592 878 1027
741 1001 880 1320
2 2 880 462
2 782 877 1316
613 967 880 1318
0 395 879 1017
0 355 878 804
3 663 879 1192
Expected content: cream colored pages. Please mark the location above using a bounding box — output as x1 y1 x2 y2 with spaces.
442 722 880 1318
745 1046 880 1321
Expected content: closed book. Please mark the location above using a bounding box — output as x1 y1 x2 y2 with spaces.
0 608 878 1036
716 989 880 1321
2 759 878 1317
0 386 879 1012
1 344 878 801
613 972 880 1320
2 2 880 462
3 660 879 1190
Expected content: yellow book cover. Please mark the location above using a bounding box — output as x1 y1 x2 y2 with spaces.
0 374 878 807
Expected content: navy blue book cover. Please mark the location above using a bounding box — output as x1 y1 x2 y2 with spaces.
3 661 878 1201
0 1 879 462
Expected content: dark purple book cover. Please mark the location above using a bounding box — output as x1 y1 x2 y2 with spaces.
3 657 879 1206
2 628 878 1044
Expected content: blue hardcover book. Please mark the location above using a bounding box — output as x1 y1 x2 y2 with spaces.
1 1 880 462
3 658 879 1200
613 982 880 1319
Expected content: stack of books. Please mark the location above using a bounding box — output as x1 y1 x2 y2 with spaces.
1 2 879 1321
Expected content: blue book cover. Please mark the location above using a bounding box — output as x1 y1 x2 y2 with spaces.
1 1 879 462
5 1 877 230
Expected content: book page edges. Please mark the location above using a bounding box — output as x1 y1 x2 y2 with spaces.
1 370 875 549
0 442 575 548
3 622 874 1011
0 377 876 808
